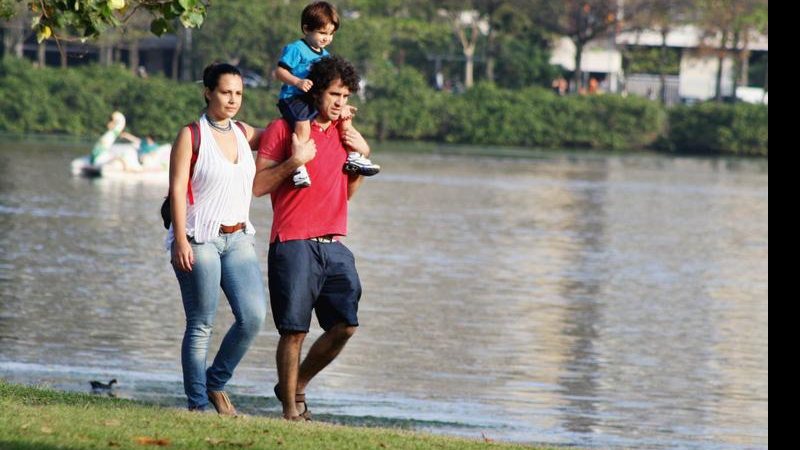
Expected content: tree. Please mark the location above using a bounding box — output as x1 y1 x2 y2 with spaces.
530 0 621 92
1 1 32 58
695 0 768 101
623 0 695 103
439 8 487 89
193 0 297 78
0 0 208 43
476 0 554 88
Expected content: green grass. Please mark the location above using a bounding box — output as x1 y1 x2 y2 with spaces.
0 381 553 449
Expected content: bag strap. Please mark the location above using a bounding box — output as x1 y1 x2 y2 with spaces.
186 120 245 205
187 122 200 205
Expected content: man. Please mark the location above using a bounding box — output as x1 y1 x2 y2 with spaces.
253 56 370 421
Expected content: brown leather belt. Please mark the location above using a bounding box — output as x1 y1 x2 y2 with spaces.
219 222 246 234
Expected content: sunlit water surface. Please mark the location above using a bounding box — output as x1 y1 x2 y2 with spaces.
0 140 768 449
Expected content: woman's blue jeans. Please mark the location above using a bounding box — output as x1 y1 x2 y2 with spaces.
173 231 267 410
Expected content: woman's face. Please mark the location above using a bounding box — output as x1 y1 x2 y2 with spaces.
205 74 244 120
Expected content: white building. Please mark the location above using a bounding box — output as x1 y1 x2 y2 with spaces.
549 25 768 104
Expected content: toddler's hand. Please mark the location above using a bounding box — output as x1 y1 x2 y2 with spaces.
296 79 314 92
340 105 358 121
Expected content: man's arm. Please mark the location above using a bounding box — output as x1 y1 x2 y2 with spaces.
253 133 316 197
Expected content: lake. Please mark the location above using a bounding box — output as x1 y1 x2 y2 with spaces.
0 139 768 449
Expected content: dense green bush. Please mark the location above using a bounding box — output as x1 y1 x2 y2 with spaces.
441 82 667 150
0 58 279 141
665 102 769 156
0 58 768 156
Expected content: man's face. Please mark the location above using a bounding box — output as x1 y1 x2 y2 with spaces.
316 79 350 122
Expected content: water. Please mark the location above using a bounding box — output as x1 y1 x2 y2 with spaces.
0 140 768 449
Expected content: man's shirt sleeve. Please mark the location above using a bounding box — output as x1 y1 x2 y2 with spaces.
258 120 291 162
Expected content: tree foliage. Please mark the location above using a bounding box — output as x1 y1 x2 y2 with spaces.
530 0 621 90
193 0 298 76
0 0 208 42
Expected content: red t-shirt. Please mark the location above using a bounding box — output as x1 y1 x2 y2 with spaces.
258 119 349 243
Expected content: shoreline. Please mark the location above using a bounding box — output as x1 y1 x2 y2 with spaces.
0 380 554 450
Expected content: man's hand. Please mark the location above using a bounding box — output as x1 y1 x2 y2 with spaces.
295 78 314 92
341 128 369 157
289 132 317 165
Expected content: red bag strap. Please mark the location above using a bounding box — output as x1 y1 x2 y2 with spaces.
187 122 200 205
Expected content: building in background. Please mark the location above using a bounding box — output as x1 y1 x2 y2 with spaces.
550 25 768 104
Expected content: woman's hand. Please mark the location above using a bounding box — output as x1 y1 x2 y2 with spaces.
172 238 194 272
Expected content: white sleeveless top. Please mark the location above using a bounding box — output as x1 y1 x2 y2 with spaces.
165 115 256 250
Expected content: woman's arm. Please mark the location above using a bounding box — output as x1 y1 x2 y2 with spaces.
169 126 194 272
239 122 263 151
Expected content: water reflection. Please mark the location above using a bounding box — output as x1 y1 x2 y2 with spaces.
0 142 768 449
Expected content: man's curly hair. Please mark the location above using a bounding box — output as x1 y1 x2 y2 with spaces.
307 56 360 104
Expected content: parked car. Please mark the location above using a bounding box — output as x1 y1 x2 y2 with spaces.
242 70 268 88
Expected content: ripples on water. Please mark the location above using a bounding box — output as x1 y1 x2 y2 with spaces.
0 141 768 449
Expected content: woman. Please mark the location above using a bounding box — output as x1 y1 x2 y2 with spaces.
166 63 266 415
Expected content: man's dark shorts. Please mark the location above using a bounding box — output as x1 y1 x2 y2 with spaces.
277 95 319 129
268 239 361 334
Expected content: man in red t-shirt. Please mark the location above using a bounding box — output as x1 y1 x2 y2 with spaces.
254 56 371 421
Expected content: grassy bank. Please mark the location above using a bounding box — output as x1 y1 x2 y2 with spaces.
0 381 551 450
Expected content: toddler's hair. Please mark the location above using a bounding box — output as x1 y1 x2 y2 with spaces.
302 1 340 32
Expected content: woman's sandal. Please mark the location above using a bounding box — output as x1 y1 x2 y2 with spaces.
284 414 309 422
274 384 312 420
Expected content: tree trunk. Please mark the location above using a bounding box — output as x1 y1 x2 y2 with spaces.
573 41 584 93
180 28 193 82
59 44 68 69
14 26 25 57
14 39 23 57
99 45 113 66
731 31 740 103
453 14 480 90
464 48 475 89
2 31 13 57
128 40 140 74
37 42 46 67
171 33 183 80
485 29 496 83
3 19 29 58
659 29 669 104
738 31 751 87
714 30 728 102
739 49 750 86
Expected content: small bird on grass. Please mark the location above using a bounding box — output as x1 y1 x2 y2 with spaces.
89 378 118 396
